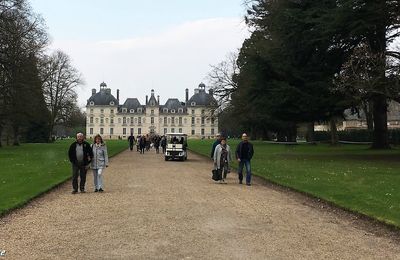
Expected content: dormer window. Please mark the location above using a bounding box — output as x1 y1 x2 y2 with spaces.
130 109 134 113
178 108 183 113
110 101 115 106
137 108 142 113
171 109 176 113
150 101 155 106
163 108 168 113
90 101 94 106
122 108 127 113
191 102 196 106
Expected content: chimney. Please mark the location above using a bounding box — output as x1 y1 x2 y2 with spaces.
92 89 96 96
157 95 160 104
146 95 148 105
117 89 120 102
185 88 189 102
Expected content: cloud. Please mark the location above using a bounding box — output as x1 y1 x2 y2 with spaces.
50 17 249 107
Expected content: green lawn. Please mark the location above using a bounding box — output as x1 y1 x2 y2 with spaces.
189 139 400 227
0 139 128 216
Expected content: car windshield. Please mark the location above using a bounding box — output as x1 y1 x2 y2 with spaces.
166 135 187 144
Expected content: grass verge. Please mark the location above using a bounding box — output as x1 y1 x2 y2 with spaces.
0 139 128 216
188 139 400 228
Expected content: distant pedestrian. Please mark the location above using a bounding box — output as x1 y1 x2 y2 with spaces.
161 136 167 154
140 135 146 154
128 134 136 151
213 137 232 184
154 135 160 154
210 133 222 159
91 134 109 192
235 133 254 186
68 133 93 194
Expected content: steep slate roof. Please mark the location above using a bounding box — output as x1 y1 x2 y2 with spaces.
123 98 142 110
87 89 119 106
160 98 187 113
188 89 217 107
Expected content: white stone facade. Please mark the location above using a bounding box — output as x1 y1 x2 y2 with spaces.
86 83 219 139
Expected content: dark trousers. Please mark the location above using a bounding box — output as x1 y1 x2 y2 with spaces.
72 163 87 191
129 143 134 151
238 159 252 184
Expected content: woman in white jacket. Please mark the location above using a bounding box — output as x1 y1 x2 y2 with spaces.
91 134 109 192
213 138 232 184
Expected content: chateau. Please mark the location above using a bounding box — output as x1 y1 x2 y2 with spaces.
86 82 219 139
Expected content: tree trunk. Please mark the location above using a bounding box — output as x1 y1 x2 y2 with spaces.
371 94 389 149
306 122 315 142
363 102 374 131
330 118 338 145
12 125 19 146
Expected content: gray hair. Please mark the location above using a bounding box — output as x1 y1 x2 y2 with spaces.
76 133 84 138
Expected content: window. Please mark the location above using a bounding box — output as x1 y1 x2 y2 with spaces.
201 117 205 125
123 128 126 135
151 117 154 124
90 109 93 113
135 118 138 124
122 108 127 113
90 128 93 135
100 128 104 135
171 128 175 133
191 109 195 114
130 128 134 134
211 117 215 124
171 117 175 125
110 109 114 114
191 102 196 106
130 109 134 113
151 109 154 115
110 118 114 124
211 128 215 135
100 118 104 124
110 128 114 135
110 101 114 105
90 117 93 124
164 117 167 125
191 130 195 135
138 128 142 135
164 128 167 134
137 108 142 113
100 109 104 114
106 118 109 124
163 108 168 113
138 117 141 124
123 117 127 124
201 128 205 136
196 118 200 124
191 117 195 125
171 109 175 113
179 117 182 125
130 117 134 125
179 128 182 133
201 109 205 115
90 101 94 106
178 108 183 113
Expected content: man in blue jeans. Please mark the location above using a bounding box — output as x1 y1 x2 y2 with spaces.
235 133 254 186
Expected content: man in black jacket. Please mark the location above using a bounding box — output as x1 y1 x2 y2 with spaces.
68 133 93 194
235 133 254 186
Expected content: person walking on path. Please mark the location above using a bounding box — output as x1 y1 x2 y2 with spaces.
68 133 93 194
154 135 161 154
213 137 232 184
161 135 167 154
140 135 146 154
128 134 136 151
235 133 254 186
210 133 222 159
91 134 109 192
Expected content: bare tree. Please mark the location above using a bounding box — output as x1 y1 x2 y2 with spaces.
207 52 240 107
40 50 83 141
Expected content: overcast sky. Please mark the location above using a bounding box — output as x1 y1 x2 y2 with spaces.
30 0 250 107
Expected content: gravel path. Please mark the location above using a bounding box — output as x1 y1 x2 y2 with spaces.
1 149 399 259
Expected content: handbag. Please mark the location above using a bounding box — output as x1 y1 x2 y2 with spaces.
212 169 221 181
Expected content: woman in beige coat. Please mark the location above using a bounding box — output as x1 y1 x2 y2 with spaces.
213 138 232 184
